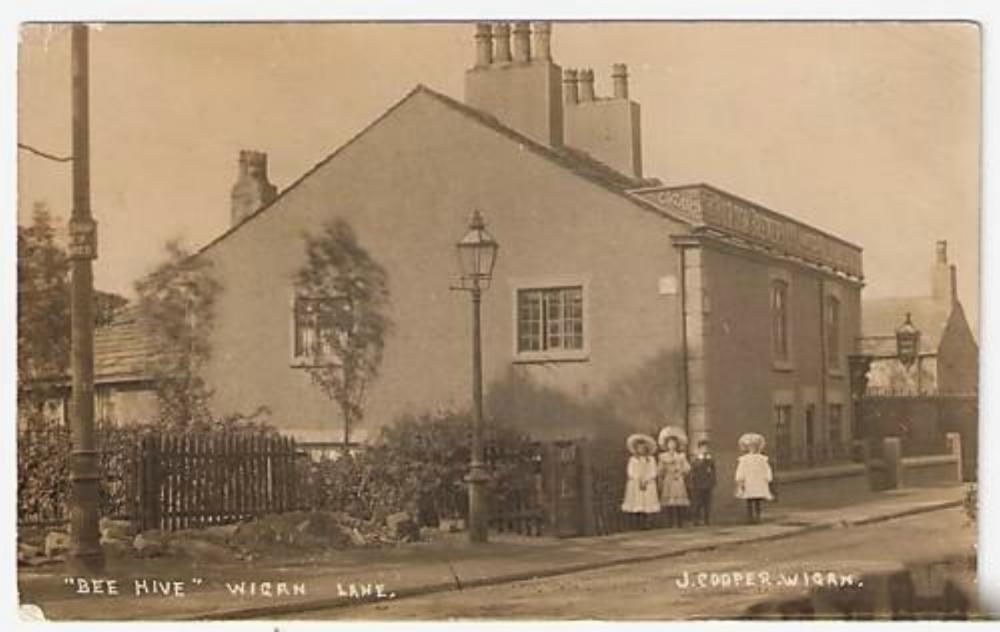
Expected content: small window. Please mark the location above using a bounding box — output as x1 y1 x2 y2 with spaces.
826 296 841 369
771 280 789 361
517 287 584 353
292 295 347 365
773 404 793 467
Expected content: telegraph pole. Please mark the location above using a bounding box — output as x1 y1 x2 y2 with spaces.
67 23 104 573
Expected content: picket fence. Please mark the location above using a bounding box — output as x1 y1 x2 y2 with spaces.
133 433 300 531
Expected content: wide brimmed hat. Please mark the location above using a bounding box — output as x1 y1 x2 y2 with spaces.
658 425 688 450
626 433 657 455
738 432 767 451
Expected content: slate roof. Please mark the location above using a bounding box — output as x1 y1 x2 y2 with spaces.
93 306 160 384
859 295 952 357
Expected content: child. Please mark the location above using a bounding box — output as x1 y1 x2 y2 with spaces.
734 433 773 524
621 434 660 528
688 439 717 526
657 433 691 528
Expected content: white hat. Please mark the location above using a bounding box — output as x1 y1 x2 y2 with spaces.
626 433 657 455
658 425 688 450
738 432 767 451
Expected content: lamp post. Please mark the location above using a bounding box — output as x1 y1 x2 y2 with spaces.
454 210 499 544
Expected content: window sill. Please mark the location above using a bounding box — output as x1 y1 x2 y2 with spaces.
513 350 590 364
772 359 795 373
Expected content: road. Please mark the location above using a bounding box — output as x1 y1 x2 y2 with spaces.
278 506 975 620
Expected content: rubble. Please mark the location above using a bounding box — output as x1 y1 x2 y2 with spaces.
43 532 70 558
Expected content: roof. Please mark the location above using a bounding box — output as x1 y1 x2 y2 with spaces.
93 306 161 384
859 295 952 357
192 84 688 260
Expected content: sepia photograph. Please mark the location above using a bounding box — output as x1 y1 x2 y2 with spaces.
14 19 981 621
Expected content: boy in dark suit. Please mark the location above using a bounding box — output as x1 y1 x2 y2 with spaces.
688 439 717 526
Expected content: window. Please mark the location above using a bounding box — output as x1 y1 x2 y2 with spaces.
773 405 793 467
771 280 789 361
828 404 844 448
292 295 347 365
517 287 584 354
825 296 841 369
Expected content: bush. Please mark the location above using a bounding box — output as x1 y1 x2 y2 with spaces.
300 410 538 526
964 483 977 523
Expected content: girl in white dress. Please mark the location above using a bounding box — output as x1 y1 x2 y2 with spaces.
734 433 774 524
621 434 660 529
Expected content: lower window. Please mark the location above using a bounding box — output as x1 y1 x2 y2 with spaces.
516 286 584 353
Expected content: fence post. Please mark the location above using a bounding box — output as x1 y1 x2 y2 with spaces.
577 438 596 536
147 434 162 531
945 432 963 483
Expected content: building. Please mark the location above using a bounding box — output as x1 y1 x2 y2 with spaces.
859 240 978 397
70 24 865 507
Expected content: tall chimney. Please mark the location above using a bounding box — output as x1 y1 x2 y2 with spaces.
230 150 277 226
492 22 512 64
579 68 596 102
474 23 493 68
512 21 531 63
931 239 955 303
612 63 629 99
563 68 579 105
533 22 552 61
464 22 564 147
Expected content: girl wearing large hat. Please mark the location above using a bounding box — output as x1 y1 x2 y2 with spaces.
657 426 691 528
734 432 773 524
621 434 660 528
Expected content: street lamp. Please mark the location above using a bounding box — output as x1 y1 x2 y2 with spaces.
895 312 921 368
454 210 498 544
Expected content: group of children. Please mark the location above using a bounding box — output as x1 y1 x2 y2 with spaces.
621 428 774 527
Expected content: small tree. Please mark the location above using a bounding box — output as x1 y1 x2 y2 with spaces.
134 240 221 429
295 219 391 448
17 203 70 418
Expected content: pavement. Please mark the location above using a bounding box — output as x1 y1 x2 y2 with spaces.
17 483 968 621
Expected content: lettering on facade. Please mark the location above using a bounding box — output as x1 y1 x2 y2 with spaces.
635 186 863 278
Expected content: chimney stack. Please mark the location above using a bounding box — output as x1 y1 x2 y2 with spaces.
492 22 512 64
474 23 493 68
512 21 531 63
931 239 957 304
579 68 596 102
464 22 564 147
533 22 552 61
612 63 629 99
563 68 579 105
230 150 277 226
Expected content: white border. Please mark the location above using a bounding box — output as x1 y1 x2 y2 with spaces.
3 2 997 632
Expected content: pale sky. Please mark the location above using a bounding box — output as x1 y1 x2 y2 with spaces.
17 22 981 331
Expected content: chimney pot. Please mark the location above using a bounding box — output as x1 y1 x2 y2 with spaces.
612 63 629 99
492 22 512 64
936 240 948 264
513 21 531 63
474 23 493 67
579 68 596 102
231 149 277 226
533 22 552 60
563 68 579 105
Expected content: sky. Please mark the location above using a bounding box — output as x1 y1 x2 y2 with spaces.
17 21 981 332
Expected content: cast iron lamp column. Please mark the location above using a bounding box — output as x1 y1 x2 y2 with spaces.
454 210 499 544
67 23 104 572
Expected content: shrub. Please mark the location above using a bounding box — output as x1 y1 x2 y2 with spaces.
300 410 539 526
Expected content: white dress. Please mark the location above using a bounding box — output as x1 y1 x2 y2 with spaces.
621 456 661 513
734 453 774 500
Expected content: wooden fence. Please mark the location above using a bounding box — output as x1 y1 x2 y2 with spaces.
485 440 546 536
133 433 300 531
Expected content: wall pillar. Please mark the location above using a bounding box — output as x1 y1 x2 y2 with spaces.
678 241 711 447
883 436 902 489
945 432 963 483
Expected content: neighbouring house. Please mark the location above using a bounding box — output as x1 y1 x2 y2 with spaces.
17 306 161 428
59 23 867 508
857 241 978 473
859 240 979 397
